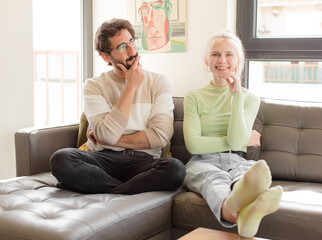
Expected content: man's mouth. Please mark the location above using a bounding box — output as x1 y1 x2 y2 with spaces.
124 53 139 69
126 53 138 63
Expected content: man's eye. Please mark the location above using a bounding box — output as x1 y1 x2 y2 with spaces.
118 44 126 51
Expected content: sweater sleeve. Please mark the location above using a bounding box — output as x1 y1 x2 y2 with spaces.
227 91 260 150
83 79 129 145
144 75 174 148
183 91 230 154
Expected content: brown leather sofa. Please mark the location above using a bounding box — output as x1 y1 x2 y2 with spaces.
1 97 322 239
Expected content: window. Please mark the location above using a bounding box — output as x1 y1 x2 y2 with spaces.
237 0 322 102
256 0 322 37
33 0 92 126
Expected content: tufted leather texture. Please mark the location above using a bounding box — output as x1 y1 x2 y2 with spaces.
0 173 180 240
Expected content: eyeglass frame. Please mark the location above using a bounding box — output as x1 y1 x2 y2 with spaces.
109 37 138 54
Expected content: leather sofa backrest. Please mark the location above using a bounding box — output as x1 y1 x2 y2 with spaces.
247 98 322 183
171 97 191 165
15 125 79 176
17 97 322 183
172 97 322 183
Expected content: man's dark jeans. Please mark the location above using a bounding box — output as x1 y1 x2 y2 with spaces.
50 148 186 194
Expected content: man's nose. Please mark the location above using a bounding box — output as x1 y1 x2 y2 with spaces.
126 43 136 55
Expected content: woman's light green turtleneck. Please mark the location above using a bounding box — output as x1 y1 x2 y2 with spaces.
183 82 260 154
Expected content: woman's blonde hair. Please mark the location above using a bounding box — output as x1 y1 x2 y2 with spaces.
204 31 245 77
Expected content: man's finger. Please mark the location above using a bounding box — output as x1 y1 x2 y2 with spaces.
117 63 128 73
132 56 141 68
90 136 96 144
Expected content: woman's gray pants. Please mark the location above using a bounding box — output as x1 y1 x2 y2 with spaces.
183 152 256 227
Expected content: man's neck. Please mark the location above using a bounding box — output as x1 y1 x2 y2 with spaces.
113 68 125 79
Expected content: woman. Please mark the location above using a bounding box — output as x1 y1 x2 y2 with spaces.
183 32 283 238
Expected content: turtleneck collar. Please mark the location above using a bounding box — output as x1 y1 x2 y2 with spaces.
209 81 229 93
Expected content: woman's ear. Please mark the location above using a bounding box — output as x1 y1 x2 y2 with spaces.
205 60 210 72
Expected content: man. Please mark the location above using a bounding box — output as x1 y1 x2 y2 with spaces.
138 0 172 52
50 18 186 194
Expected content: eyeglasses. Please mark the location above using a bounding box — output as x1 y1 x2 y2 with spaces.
111 38 138 54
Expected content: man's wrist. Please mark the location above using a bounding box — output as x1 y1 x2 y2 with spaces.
123 83 137 95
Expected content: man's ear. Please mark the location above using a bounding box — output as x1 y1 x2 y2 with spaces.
100 52 111 64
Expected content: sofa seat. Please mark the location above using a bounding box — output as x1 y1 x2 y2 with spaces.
0 173 180 240
172 181 322 240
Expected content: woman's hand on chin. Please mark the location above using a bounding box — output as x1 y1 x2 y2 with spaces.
225 71 241 93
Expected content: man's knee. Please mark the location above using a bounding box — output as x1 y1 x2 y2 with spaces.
50 148 75 175
162 158 186 188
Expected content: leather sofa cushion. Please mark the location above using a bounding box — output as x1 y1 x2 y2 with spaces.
0 173 180 240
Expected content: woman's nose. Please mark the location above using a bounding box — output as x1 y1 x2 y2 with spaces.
218 55 226 62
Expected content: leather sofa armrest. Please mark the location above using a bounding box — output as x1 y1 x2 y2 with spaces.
15 124 79 177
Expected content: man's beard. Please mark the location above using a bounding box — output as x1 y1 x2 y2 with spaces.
125 53 139 69
112 53 139 70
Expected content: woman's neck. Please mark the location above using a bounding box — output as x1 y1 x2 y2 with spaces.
211 76 228 87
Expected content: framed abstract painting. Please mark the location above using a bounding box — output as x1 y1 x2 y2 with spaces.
128 0 186 53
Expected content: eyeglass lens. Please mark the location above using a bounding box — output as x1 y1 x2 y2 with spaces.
117 38 137 53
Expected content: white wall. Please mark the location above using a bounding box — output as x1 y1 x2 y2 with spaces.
93 0 237 96
0 0 34 179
